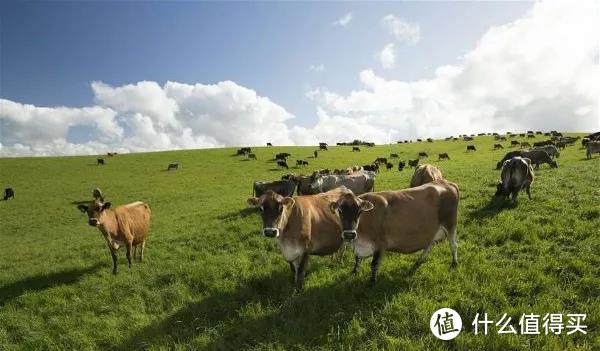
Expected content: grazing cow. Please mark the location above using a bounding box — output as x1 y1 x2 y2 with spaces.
438 153 450 160
3 188 14 200
385 162 394 171
495 157 534 201
398 161 406 171
520 142 531 148
418 152 428 158
97 158 105 165
374 157 388 165
93 188 104 201
314 150 318 158
247 153 257 160
247 187 352 291
77 199 151 274
267 142 273 147
329 180 460 284
510 140 520 147
309 171 376 195
494 144 504 150
167 163 179 170
320 145 328 151
296 159 309 167
408 159 420 168
253 178 299 197
466 145 476 152
586 141 600 159
410 164 443 187
389 153 399 158
352 147 361 152
521 150 558 168
277 160 289 169
363 164 379 173
533 145 560 158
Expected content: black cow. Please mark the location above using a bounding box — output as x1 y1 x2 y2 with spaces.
3 188 14 200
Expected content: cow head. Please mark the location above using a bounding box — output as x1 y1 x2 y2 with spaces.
247 190 295 238
77 199 111 227
330 193 374 241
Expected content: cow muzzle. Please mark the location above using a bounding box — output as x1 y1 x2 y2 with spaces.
342 230 357 241
88 218 100 226
262 227 280 238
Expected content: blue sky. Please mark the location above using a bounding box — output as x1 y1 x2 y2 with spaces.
1 1 597 156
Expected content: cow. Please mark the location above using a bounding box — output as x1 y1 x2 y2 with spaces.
314 150 318 158
408 159 420 168
495 157 534 201
3 188 14 201
466 145 476 152
277 160 289 169
363 164 379 173
398 161 406 171
494 144 504 150
253 178 298 197
510 140 520 147
167 163 179 170
328 180 460 284
385 162 394 171
93 188 104 201
533 145 560 158
77 199 151 274
296 160 309 167
308 171 376 195
410 164 443 187
267 142 273 147
438 153 450 160
521 150 558 168
97 158 105 165
389 153 399 158
418 152 428 158
586 141 600 159
352 147 361 152
374 157 388 165
246 187 352 290
520 142 531 148
320 145 328 151
247 153 257 160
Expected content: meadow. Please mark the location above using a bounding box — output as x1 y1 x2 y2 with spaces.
0 134 598 350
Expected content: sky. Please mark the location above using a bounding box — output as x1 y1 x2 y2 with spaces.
0 1 598 156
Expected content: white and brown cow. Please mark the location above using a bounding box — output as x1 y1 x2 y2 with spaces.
329 180 460 285
78 199 151 274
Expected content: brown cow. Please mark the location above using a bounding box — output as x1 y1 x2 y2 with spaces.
410 164 443 187
329 180 460 285
247 187 351 291
77 199 151 274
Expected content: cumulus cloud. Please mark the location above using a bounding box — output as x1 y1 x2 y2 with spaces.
381 14 420 45
378 43 396 69
333 12 353 27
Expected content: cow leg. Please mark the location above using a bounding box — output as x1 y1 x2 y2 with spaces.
369 251 382 286
126 242 133 269
109 247 118 275
352 256 362 274
296 254 309 291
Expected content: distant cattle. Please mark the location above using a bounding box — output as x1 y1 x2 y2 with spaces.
329 180 460 284
385 162 394 171
494 144 504 150
77 199 151 274
533 145 560 159
296 159 309 167
495 157 534 201
320 145 328 151
247 153 257 160
410 164 443 187
438 153 450 160
308 170 376 195
352 147 361 152
97 158 105 165
398 161 406 171
510 140 520 147
586 141 600 159
389 153 399 158
93 188 104 201
3 188 14 201
253 178 298 197
466 145 476 152
521 150 558 168
277 160 289 169
418 152 428 158
520 142 531 148
167 163 179 170
267 142 273 147
408 159 420 168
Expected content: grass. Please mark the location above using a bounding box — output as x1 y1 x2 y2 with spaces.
0 134 598 350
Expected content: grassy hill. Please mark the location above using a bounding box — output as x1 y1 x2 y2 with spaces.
0 134 598 350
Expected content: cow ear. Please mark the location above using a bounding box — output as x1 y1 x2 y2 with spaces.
102 202 111 210
360 201 374 212
247 197 260 208
282 197 295 208
77 204 88 213
329 201 339 214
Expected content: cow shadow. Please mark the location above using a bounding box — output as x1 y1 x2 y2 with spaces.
0 264 102 307
117 268 410 350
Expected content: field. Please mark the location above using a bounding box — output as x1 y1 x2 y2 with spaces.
0 134 598 350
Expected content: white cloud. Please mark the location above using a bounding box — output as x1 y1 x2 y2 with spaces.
333 12 353 27
309 64 325 72
378 43 396 69
381 14 420 45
